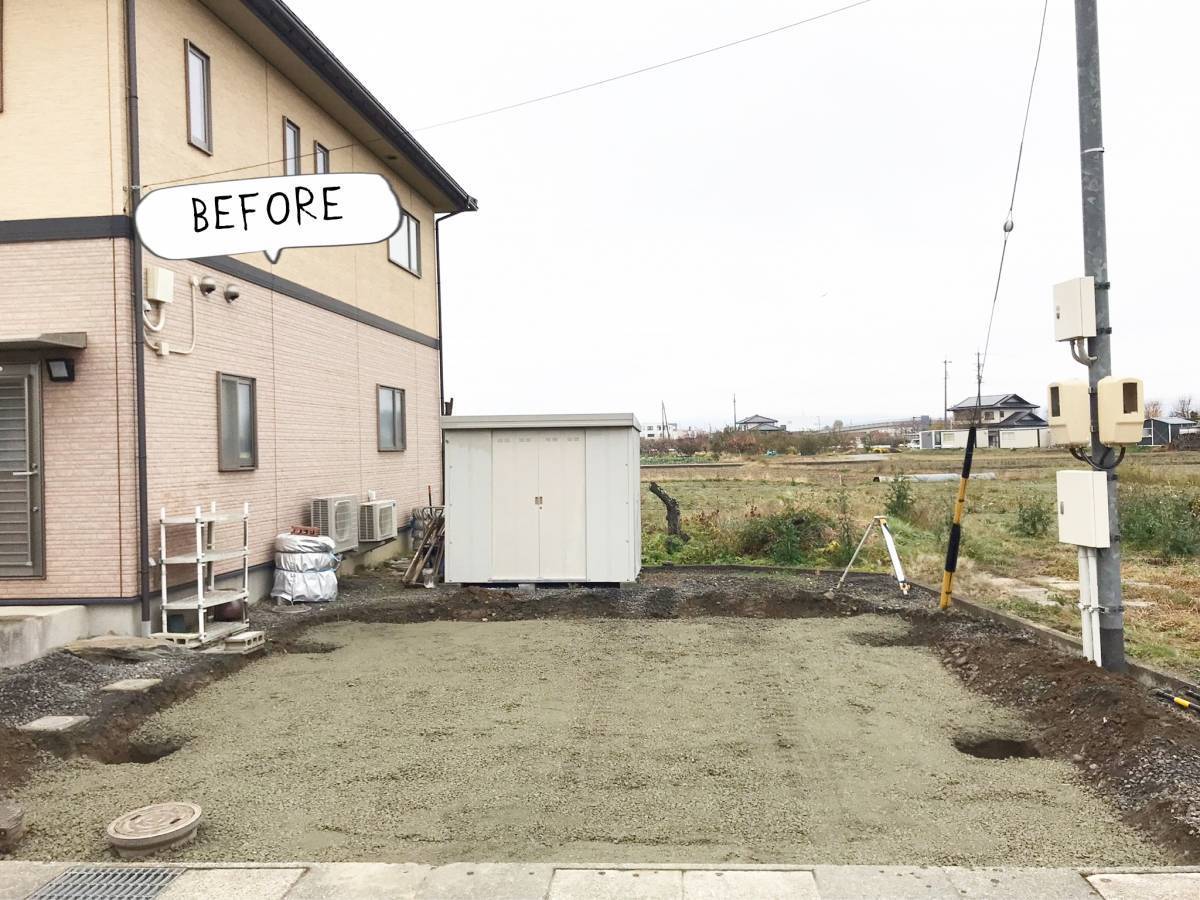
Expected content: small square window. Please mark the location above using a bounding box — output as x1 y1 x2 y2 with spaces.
387 210 421 276
283 118 300 175
185 41 212 153
218 373 257 471
314 141 330 174
378 386 406 451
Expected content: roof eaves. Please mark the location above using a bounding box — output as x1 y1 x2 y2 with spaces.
241 0 477 213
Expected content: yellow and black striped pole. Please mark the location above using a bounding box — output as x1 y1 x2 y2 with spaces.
939 425 977 610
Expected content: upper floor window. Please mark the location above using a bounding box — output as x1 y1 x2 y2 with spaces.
387 210 421 276
185 41 212 153
283 118 300 175
314 142 330 174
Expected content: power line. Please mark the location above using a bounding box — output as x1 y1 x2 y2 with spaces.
978 0 1051 385
413 0 878 131
140 0 877 189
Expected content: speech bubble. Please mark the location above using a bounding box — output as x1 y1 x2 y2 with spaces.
134 173 402 264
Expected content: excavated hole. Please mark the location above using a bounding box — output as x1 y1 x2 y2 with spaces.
954 735 1041 760
103 739 185 765
282 640 340 654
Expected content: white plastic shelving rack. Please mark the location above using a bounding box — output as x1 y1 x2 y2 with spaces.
154 502 250 648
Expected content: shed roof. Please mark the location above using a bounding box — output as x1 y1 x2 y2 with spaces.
1148 416 1194 425
441 413 641 431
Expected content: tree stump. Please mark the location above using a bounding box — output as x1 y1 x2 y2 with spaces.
649 481 689 542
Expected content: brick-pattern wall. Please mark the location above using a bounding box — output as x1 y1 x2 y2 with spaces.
142 253 441 586
0 239 138 599
0 240 442 600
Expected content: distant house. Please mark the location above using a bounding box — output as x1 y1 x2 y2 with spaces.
643 421 679 440
1141 416 1194 447
949 394 1047 430
919 393 1049 450
736 414 785 432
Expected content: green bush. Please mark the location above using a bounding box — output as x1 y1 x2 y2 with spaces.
1012 496 1053 538
1121 487 1200 559
736 506 830 564
884 474 914 519
833 486 856 565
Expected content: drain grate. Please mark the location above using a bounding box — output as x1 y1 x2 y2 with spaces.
27 865 182 899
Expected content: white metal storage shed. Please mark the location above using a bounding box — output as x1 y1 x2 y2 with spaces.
442 414 641 584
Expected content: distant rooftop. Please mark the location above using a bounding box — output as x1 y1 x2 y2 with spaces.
949 393 1036 411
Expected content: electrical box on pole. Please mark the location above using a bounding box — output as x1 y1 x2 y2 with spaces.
1056 470 1110 548
1047 381 1091 446
1052 277 1097 342
1096 376 1144 445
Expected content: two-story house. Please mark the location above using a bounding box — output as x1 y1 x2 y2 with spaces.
0 0 475 648
949 394 1047 430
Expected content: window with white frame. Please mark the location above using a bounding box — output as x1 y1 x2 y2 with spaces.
387 210 421 275
283 118 300 175
377 386 406 451
185 41 212 153
218 373 257 471
314 141 329 174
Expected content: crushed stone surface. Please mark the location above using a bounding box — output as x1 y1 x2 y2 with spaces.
10 615 1164 866
0 648 197 729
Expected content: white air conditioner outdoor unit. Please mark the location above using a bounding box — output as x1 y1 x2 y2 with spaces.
359 499 398 543
311 494 359 553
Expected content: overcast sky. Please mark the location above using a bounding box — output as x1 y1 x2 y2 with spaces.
290 0 1199 429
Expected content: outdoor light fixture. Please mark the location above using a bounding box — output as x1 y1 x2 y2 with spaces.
45 358 75 383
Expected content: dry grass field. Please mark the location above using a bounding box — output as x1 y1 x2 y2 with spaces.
641 448 1200 678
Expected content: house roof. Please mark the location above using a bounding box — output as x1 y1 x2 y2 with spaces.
203 0 477 213
737 414 778 424
949 393 1036 411
998 410 1048 428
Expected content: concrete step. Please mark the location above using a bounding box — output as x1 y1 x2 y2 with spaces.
0 606 89 669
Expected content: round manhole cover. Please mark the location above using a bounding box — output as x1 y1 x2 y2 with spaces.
106 802 202 858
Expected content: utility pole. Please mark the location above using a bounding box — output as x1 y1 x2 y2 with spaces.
732 393 737 430
974 351 983 427
1074 0 1124 671
942 358 951 427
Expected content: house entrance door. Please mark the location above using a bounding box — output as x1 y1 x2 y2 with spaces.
0 363 43 577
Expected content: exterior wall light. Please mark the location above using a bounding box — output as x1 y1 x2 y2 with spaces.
46 358 76 383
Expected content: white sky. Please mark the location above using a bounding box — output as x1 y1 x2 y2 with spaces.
289 0 1200 430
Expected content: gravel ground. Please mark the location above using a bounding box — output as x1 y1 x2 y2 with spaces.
0 646 199 729
10 614 1163 866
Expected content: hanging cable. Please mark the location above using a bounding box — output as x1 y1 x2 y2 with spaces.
978 0 1050 380
140 0 877 190
415 0 877 131
940 0 1050 612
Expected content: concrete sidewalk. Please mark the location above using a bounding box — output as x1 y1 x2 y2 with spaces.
2 861 1199 899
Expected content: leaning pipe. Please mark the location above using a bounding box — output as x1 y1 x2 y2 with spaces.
872 472 996 483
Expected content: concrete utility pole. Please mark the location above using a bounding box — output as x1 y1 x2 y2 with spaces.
942 358 951 427
1074 0 1124 671
732 394 737 429
974 351 983 426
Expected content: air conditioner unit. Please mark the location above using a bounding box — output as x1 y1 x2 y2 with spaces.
359 499 398 543
311 495 359 553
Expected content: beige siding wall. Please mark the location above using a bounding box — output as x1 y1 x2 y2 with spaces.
0 239 138 600
135 0 439 338
0 0 129 219
142 253 441 583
